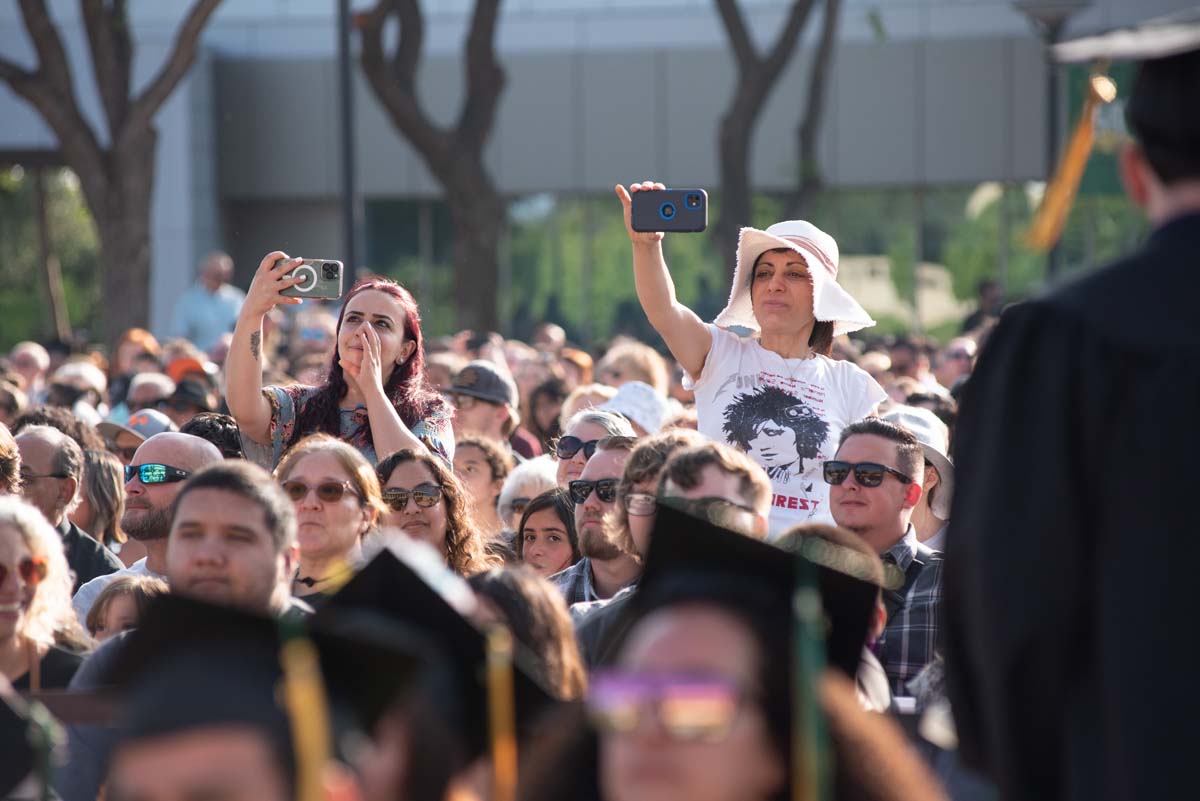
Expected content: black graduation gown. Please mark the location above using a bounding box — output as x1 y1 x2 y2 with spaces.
944 212 1200 801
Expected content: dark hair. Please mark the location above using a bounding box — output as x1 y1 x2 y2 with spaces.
179 413 245 459
1127 50 1200 184
721 386 830 474
752 248 834 357
287 277 449 451
170 461 297 552
836 418 923 481
467 566 587 700
376 449 497 577
609 429 707 550
904 392 957 437
516 488 580 565
454 435 514 484
11 405 107 452
0 423 19 494
527 377 569 449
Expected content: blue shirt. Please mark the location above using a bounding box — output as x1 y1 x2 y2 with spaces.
169 282 245 351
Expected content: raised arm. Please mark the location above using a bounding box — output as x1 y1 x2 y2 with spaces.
226 252 305 444
615 182 713 379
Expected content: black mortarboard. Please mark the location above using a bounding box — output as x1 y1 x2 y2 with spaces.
317 547 557 761
1 692 40 797
102 594 433 797
631 502 879 679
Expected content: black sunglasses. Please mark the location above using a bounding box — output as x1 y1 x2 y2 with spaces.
124 463 192 485
822 460 912 488
569 478 620 505
382 483 444 512
555 435 600 461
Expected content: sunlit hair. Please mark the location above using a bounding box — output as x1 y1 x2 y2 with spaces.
497 455 557 523
0 422 19 495
79 449 126 547
558 384 617 430
658 441 773 514
607 429 707 553
0 496 92 651
596 340 670 395
85 574 169 638
287 277 450 451
110 327 161 379
556 408 636 454
376 449 499 577
275 433 387 530
468 566 587 700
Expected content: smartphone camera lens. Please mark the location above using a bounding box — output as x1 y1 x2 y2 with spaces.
686 193 701 209
659 202 677 220
322 262 339 279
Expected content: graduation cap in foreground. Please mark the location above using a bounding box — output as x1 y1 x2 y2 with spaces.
102 595 434 801
1029 10 1200 250
318 544 558 801
1 689 61 799
636 501 880 680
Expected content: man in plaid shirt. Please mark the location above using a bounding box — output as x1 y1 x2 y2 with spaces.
826 417 943 695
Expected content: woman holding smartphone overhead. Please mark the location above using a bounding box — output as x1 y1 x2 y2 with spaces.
227 251 452 469
615 183 886 535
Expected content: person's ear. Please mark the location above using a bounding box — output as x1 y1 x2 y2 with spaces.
924 465 940 494
60 476 79 510
398 341 416 365
1119 141 1152 210
869 598 888 643
281 543 299 579
360 506 377 537
903 481 922 509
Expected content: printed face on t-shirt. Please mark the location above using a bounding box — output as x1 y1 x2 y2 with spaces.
747 420 797 468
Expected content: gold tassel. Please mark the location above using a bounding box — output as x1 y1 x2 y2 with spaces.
279 635 334 801
1026 71 1118 251
486 626 518 801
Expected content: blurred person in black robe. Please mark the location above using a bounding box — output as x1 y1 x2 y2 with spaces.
944 14 1200 801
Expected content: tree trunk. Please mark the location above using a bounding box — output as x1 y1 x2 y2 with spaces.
784 0 841 220
32 166 71 340
716 110 754 267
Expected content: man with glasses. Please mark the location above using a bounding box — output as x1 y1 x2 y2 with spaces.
551 437 637 604
825 418 942 694
15 425 121 592
72 433 222 621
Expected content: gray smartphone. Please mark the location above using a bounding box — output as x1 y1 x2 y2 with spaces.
630 188 708 233
278 259 344 300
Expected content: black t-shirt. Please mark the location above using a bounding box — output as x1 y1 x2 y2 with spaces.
11 644 87 691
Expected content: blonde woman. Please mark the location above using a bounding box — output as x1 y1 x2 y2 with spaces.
0 497 93 691
274 434 388 605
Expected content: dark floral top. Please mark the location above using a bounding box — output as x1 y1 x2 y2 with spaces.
240 384 453 469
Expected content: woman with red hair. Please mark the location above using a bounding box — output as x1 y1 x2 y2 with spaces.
226 251 452 468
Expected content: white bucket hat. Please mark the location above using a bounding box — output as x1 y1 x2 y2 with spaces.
882 406 954 520
714 220 876 338
599 381 669 435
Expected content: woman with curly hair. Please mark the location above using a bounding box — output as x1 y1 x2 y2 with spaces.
227 253 453 469
276 434 389 605
0 496 93 691
376 449 498 577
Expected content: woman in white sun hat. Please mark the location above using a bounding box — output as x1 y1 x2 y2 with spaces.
616 181 887 535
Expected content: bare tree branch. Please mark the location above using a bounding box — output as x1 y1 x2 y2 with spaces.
456 0 504 154
16 0 78 99
762 0 817 79
82 0 129 135
786 0 841 218
714 0 756 71
389 0 423 96
128 0 221 131
360 0 448 161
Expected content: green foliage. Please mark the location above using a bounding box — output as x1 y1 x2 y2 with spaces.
0 167 101 349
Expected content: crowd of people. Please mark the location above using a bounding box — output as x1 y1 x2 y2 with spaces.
1 20 1196 801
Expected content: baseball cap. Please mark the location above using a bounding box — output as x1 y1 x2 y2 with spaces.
451 361 518 408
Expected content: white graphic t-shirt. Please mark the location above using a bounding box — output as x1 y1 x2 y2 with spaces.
686 324 887 536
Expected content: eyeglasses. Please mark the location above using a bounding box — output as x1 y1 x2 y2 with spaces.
568 478 620 505
452 393 478 411
658 496 761 536
382 483 443 512
588 671 747 744
281 480 359 504
508 497 532 516
944 350 972 361
555 436 600 461
0 556 48 588
822 460 913 488
124 463 193 485
20 469 69 482
622 491 657 517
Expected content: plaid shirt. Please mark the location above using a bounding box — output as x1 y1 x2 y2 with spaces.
550 558 600 606
877 525 944 695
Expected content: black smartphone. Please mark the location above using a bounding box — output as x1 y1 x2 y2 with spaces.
630 188 708 233
278 259 344 300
